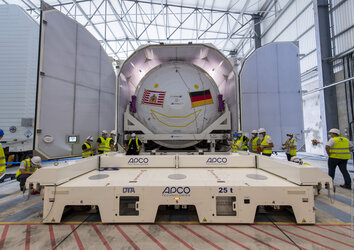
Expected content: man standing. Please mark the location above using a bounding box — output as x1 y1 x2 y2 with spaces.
283 133 297 161
96 130 109 154
230 133 240 152
238 131 248 151
258 128 274 157
0 129 6 177
125 133 142 155
82 136 94 158
325 128 352 190
248 130 260 153
15 156 41 191
108 130 117 152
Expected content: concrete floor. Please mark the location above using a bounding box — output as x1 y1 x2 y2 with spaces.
0 153 353 249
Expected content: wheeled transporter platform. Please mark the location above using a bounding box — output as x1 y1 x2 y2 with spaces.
26 153 332 224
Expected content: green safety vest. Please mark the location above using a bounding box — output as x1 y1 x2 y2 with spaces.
107 138 114 152
251 137 260 152
240 135 248 150
261 135 272 154
231 139 240 152
285 138 297 156
98 137 110 153
329 137 351 160
82 142 93 158
0 143 5 173
15 159 38 178
128 138 140 150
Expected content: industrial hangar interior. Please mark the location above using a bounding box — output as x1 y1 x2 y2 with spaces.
0 0 353 249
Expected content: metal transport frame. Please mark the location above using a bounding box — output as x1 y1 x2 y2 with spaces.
26 153 332 224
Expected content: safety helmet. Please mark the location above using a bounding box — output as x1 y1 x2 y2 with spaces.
329 128 340 135
110 130 117 135
258 128 266 133
286 133 293 136
31 156 41 165
233 133 239 137
131 133 136 137
102 130 108 134
0 129 3 136
86 136 93 141
251 130 258 134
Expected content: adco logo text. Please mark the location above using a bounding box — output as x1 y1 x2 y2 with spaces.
128 157 149 164
162 187 191 196
206 157 227 164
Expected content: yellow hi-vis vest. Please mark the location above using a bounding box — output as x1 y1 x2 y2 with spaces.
106 138 114 152
15 159 38 178
251 137 260 152
0 143 6 173
261 135 272 154
82 142 93 158
240 135 248 150
285 138 297 156
231 139 240 152
98 137 110 153
329 137 351 160
128 138 140 150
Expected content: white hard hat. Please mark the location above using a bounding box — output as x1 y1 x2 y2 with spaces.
238 131 242 134
291 156 303 164
252 130 258 134
131 133 136 137
258 128 266 133
86 136 93 141
329 128 340 135
110 130 117 135
31 156 41 165
102 130 108 134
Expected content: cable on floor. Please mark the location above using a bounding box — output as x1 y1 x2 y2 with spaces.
265 214 302 250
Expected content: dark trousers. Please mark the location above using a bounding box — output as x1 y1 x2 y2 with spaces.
17 174 31 187
286 153 294 161
126 151 139 155
328 158 351 186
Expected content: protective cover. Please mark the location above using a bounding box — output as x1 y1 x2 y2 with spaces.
118 44 238 140
35 7 115 159
240 42 304 151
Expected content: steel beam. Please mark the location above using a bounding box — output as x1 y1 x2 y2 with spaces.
313 0 338 135
252 14 261 49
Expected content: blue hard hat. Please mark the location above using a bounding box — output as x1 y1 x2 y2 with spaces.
0 129 4 136
233 133 238 137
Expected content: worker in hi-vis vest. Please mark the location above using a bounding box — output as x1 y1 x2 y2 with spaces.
107 130 117 152
282 133 297 161
237 131 248 151
125 133 142 155
248 130 260 153
258 128 274 157
82 136 94 158
230 133 241 152
16 156 41 191
96 130 110 154
325 128 353 190
0 129 6 176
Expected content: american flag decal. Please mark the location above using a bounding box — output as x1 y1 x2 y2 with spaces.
141 89 166 106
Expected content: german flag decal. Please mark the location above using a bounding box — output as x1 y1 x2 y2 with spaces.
189 89 213 108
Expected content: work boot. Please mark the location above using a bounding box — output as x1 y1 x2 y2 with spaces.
20 185 24 191
340 185 352 190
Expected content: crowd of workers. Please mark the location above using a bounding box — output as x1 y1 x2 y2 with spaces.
229 128 294 159
229 127 352 189
0 127 352 190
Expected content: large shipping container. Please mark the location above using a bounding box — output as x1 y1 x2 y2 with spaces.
0 5 39 161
